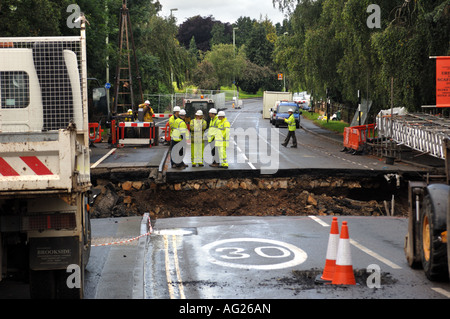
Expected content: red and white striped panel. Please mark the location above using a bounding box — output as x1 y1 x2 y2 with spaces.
152 114 173 118
0 156 54 177
118 122 153 128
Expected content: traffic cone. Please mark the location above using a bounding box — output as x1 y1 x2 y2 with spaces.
316 217 339 283
332 221 356 285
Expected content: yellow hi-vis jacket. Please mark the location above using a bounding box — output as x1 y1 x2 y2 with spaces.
172 118 190 142
216 118 230 147
284 114 296 132
169 115 177 138
208 116 219 143
190 118 207 139
139 103 154 122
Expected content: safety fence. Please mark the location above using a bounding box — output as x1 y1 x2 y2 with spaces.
143 89 234 114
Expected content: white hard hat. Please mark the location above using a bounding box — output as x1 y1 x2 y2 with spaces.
195 110 203 116
218 111 226 117
173 106 181 112
127 109 132 113
180 109 186 116
145 100 150 105
288 109 294 112
209 108 217 114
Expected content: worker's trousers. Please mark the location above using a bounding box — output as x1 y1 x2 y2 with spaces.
283 131 297 147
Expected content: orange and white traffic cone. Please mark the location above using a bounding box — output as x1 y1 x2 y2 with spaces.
316 217 340 283
332 221 356 285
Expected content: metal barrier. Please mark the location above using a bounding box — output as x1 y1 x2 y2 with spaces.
89 123 103 143
111 120 157 147
343 124 376 153
376 113 450 160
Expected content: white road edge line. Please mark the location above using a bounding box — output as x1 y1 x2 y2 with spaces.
431 287 450 298
308 216 402 270
349 239 402 269
91 148 116 168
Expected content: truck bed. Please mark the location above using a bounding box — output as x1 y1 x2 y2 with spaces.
0 130 89 195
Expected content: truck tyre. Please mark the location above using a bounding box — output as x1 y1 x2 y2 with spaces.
420 190 449 281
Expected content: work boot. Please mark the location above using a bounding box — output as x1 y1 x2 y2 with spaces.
281 143 287 147
291 145 297 148
209 163 219 167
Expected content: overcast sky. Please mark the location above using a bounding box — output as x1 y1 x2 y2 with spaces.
158 0 288 25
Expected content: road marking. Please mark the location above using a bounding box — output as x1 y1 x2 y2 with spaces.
349 239 402 269
91 148 116 168
202 238 307 270
431 287 450 298
309 215 330 227
309 216 402 269
163 234 186 299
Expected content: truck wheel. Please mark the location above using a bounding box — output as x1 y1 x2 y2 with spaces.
420 193 449 281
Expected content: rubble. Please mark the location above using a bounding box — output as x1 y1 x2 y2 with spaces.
90 176 407 220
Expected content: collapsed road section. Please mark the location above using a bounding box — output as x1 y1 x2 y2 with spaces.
89 172 413 220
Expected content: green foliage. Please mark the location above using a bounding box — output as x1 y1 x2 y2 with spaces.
273 0 450 113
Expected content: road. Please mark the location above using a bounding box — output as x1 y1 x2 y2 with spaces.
139 100 449 300
145 215 450 299
2 98 449 301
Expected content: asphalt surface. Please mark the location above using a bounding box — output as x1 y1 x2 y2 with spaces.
86 98 449 300
3 98 447 300
145 215 450 299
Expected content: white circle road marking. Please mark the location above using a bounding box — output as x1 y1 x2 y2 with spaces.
202 238 308 270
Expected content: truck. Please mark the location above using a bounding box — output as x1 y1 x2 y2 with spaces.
0 20 91 298
183 98 216 124
404 137 449 281
262 91 293 120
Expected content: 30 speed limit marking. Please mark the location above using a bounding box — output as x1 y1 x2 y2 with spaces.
202 238 307 270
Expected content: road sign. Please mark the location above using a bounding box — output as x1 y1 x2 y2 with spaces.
105 82 111 90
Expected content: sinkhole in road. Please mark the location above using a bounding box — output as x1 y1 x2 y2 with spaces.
90 174 409 219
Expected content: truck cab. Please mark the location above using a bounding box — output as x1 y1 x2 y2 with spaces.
273 102 301 128
183 98 215 123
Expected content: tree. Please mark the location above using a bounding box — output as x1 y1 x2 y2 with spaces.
211 22 232 46
204 44 246 89
246 22 275 68
191 60 219 90
177 15 216 52
237 60 274 94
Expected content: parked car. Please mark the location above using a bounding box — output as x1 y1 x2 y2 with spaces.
273 102 301 128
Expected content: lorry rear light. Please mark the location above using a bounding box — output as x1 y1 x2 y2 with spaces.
23 213 76 231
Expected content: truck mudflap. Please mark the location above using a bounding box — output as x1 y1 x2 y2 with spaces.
29 236 80 271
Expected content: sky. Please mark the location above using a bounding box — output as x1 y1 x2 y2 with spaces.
158 0 288 25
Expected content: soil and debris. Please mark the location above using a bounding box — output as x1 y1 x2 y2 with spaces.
90 176 408 220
